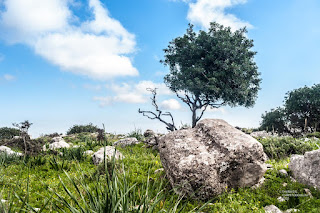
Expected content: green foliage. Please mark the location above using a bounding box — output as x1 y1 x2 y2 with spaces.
127 128 144 141
67 123 100 135
59 147 86 161
258 137 319 159
260 107 288 133
163 22 261 127
285 84 320 132
0 127 21 140
306 132 320 138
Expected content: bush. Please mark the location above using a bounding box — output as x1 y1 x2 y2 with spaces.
306 132 320 138
0 138 45 155
127 128 143 141
258 137 319 159
67 123 100 135
0 127 21 140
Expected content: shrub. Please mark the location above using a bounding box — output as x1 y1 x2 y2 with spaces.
306 132 320 138
127 128 144 141
258 137 319 159
0 138 45 155
67 123 100 135
0 127 21 140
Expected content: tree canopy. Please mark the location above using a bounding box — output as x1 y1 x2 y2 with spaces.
284 84 320 132
162 23 261 127
260 107 288 133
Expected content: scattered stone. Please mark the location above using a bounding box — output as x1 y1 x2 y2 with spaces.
250 131 274 138
279 169 288 177
304 188 313 198
290 177 297 183
154 168 164 174
84 150 94 155
289 149 320 190
1 199 7 203
143 129 155 138
282 182 288 187
113 137 139 147
73 145 80 148
278 196 286 202
0 145 23 156
43 137 71 151
158 119 267 200
264 205 282 213
92 146 124 165
284 209 299 213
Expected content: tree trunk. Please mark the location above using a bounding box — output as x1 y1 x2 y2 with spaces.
192 108 197 128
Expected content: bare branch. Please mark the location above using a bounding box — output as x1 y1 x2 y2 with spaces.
139 88 177 131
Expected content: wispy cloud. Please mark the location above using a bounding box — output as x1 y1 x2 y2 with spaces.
1 74 15 81
0 0 138 80
94 80 173 106
160 99 181 110
174 0 252 30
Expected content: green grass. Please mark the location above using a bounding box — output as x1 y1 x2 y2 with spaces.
0 134 319 212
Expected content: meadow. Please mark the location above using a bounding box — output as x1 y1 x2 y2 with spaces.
1 132 320 212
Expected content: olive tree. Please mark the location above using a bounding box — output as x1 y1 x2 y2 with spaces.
162 23 261 127
12 120 32 155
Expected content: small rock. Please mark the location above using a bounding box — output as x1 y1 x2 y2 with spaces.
92 146 124 165
279 169 288 177
290 177 296 183
113 137 139 147
304 188 313 198
277 196 286 202
282 182 288 187
84 150 94 155
143 129 155 138
264 205 282 213
266 164 273 169
284 209 299 213
0 145 23 156
1 199 7 203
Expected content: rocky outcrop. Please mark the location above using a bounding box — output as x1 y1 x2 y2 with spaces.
92 146 124 165
0 145 23 156
289 149 320 190
143 129 161 150
113 137 139 147
264 205 282 213
158 119 267 200
43 136 71 151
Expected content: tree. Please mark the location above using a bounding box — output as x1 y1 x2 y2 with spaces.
162 23 261 127
284 84 320 132
139 88 177 131
12 120 32 155
260 107 288 134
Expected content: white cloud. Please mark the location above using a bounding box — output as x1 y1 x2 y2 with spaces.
177 0 252 30
83 84 102 91
205 106 227 114
94 80 174 106
0 0 138 79
160 99 181 110
1 74 15 81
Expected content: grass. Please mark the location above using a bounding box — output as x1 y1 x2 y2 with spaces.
0 133 319 212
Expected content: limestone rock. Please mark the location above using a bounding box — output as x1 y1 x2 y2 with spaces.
113 137 139 147
264 205 282 213
0 145 23 156
84 150 94 155
143 129 155 138
289 149 320 189
43 137 71 151
279 169 288 177
92 146 124 165
158 119 267 200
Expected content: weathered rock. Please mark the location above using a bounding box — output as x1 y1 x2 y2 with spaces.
264 205 282 213
158 119 267 200
0 145 23 156
154 168 164 174
43 137 71 151
84 150 94 155
279 169 288 177
277 196 286 202
284 209 299 213
92 146 124 165
289 149 320 190
250 131 274 138
113 137 139 147
144 129 155 138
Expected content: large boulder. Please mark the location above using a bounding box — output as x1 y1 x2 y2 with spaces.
113 137 139 147
289 149 320 190
143 129 161 150
92 146 124 165
158 119 267 200
43 137 70 151
0 145 23 156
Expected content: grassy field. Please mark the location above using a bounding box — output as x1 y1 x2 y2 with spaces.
0 134 320 212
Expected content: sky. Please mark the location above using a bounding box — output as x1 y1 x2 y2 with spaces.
0 0 320 137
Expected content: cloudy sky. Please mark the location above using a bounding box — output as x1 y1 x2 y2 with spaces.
1 0 320 137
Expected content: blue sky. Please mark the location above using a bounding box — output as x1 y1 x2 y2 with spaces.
0 0 320 137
